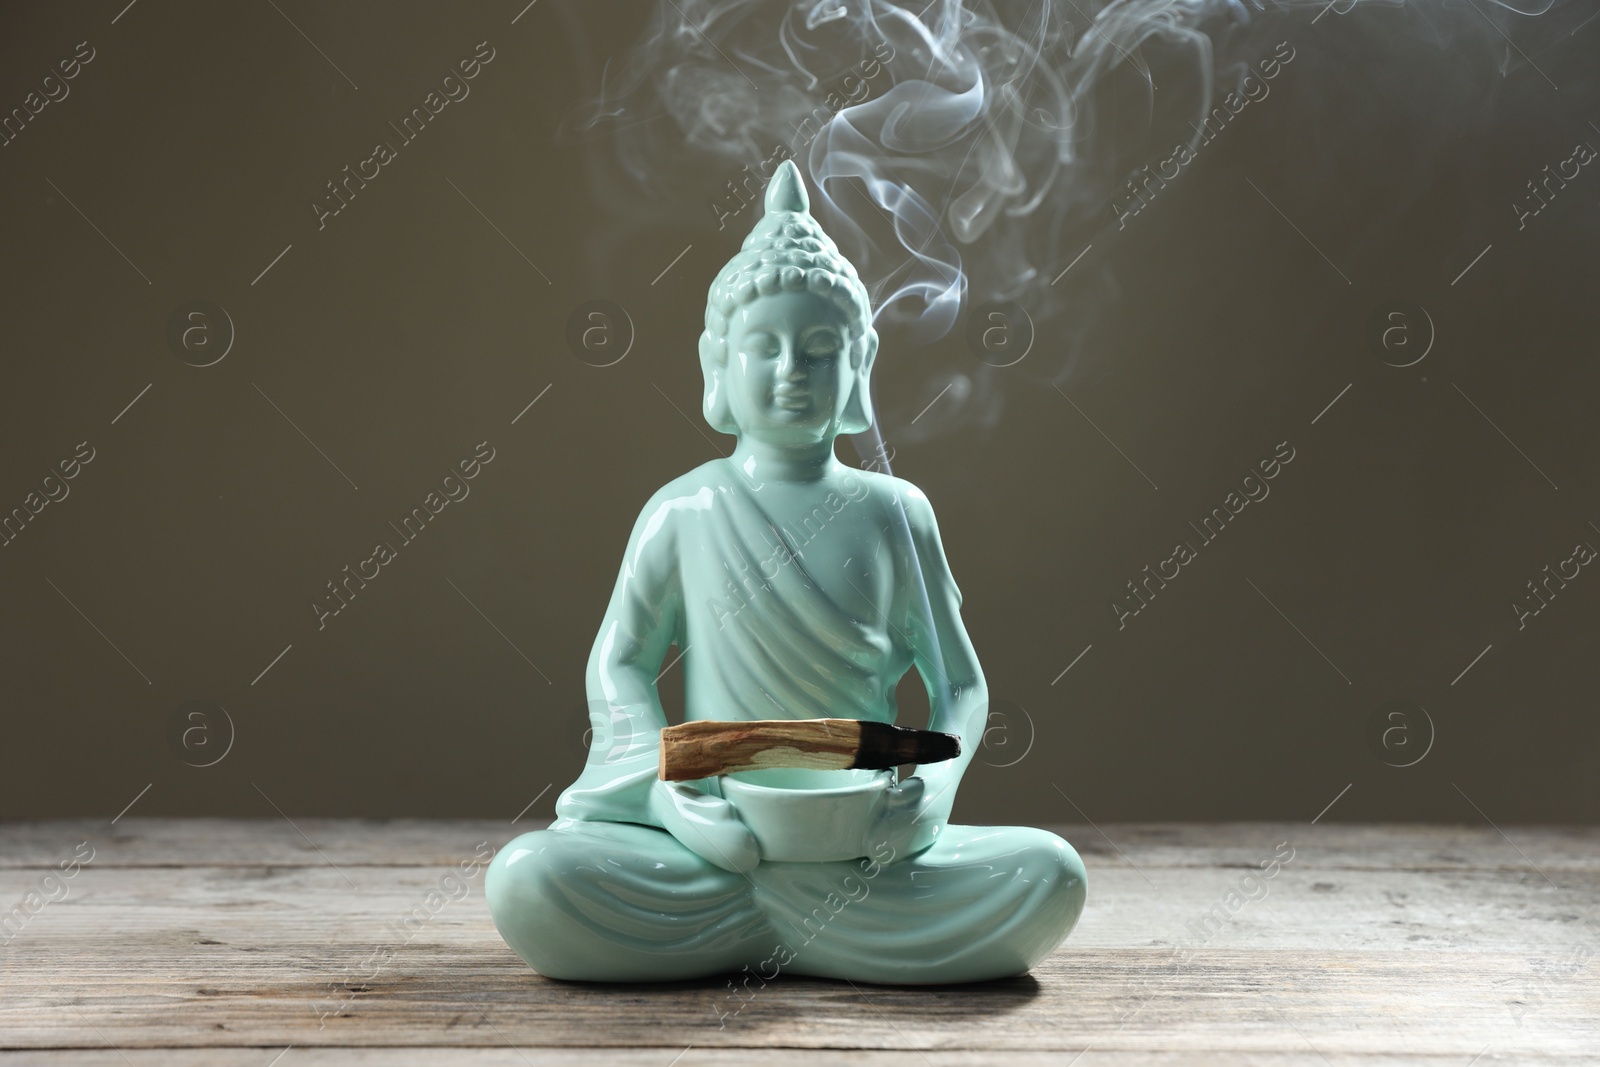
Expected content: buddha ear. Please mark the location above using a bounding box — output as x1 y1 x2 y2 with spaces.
839 328 878 435
699 328 739 435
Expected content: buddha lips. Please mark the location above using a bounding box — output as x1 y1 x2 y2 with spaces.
1112 441 1297 630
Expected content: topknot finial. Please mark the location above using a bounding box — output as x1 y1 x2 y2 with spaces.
765 159 809 215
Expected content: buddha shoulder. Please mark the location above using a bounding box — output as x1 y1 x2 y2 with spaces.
628 460 746 526
847 467 939 531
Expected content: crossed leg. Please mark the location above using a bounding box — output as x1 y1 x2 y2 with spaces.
486 819 1086 985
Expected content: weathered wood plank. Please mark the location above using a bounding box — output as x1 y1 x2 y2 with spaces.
0 1052 1593 1066
0 819 508 869
1 863 1595 1055
1 821 1594 1061
1 947 1593 1056
5 1052 1596 1066
2 819 1596 871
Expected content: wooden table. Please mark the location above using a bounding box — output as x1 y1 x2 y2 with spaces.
1 819 1595 1065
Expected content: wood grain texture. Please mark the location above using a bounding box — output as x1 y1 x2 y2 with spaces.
659 718 868 779
2 1054 1595 1066
6 1054 1598 1066
0 819 1595 1065
657 718 959 778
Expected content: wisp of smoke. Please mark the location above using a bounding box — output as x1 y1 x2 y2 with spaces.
573 0 1563 437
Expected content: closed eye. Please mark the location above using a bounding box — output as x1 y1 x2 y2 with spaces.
742 331 780 358
803 330 840 357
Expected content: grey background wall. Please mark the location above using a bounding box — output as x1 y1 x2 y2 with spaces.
0 1 1596 826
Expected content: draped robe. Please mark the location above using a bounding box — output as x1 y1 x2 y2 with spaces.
487 459 1086 984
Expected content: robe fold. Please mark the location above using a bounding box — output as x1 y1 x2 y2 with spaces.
685 463 894 725
556 459 905 827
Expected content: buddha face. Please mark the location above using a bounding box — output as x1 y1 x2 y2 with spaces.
723 289 861 446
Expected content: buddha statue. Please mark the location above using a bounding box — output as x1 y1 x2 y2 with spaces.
486 160 1085 985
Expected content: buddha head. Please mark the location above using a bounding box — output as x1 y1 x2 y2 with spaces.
699 159 878 447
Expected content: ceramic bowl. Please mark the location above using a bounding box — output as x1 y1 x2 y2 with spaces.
720 766 892 862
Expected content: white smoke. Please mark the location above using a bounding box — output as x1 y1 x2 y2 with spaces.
571 0 1570 439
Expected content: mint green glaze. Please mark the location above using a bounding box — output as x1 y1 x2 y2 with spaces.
486 160 1084 984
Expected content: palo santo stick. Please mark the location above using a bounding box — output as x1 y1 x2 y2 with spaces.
658 718 961 782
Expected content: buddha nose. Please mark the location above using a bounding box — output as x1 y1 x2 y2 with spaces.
777 341 807 380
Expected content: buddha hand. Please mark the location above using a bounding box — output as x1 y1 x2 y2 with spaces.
647 778 761 873
862 775 934 861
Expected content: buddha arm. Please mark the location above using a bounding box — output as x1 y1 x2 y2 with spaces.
900 486 987 851
552 492 684 827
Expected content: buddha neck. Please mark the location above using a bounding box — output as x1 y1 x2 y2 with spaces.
731 437 840 486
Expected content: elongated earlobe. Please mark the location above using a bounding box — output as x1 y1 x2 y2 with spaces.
699 329 738 434
839 329 878 435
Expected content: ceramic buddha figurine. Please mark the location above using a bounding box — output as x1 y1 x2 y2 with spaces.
486 160 1086 985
